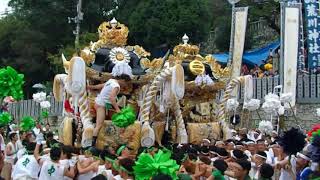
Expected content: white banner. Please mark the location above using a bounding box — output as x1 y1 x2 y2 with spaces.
231 7 248 79
284 7 299 106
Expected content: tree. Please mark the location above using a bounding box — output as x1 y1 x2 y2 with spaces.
239 0 280 34
0 0 280 99
0 15 51 97
114 0 212 52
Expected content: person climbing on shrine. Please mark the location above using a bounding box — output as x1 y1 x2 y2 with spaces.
87 74 131 146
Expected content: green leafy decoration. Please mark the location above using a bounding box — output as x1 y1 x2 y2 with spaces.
0 112 12 127
41 109 49 119
0 66 24 100
111 106 136 128
133 149 179 180
20 116 35 132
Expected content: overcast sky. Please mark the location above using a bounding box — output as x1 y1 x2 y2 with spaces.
0 0 9 14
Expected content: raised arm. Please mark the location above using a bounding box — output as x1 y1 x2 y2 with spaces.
34 133 44 166
64 166 76 178
77 160 98 174
87 83 105 90
64 158 77 178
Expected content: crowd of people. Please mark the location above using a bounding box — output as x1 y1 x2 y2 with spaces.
0 124 317 180
240 64 279 78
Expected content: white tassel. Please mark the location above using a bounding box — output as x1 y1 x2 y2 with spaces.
316 108 320 117
195 75 203 86
243 99 260 111
195 74 213 86
204 75 214 85
226 98 239 111
278 105 285 115
111 62 133 77
262 93 281 114
258 120 273 135
262 101 280 113
280 93 293 103
265 93 280 102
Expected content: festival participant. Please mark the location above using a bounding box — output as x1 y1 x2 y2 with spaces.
77 147 100 180
116 144 134 159
11 142 40 180
256 139 267 152
244 141 255 159
234 142 246 152
275 150 296 180
295 152 311 180
92 150 117 179
198 156 214 178
239 129 249 142
259 163 274 180
227 160 252 180
118 158 135 180
9 124 23 150
0 127 5 172
249 151 267 179
191 159 208 179
200 146 210 157
215 141 225 148
34 133 75 180
1 132 19 180
46 131 59 148
87 74 131 146
227 149 247 162
179 153 197 175
215 148 229 161
201 139 211 147
207 159 228 180
225 140 235 152
59 145 75 180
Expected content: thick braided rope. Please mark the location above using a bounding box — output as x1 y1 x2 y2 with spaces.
173 100 188 144
140 67 174 123
217 76 243 122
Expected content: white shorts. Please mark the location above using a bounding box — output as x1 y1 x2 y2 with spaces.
95 97 106 107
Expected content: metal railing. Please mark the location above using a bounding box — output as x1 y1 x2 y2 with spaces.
239 74 320 103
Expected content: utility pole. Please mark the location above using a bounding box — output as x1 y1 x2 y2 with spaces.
68 0 84 52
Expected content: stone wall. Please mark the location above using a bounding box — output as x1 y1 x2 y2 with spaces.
241 103 320 130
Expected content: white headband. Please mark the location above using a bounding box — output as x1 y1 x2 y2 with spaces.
245 141 255 145
297 152 310 161
202 139 211 143
255 154 267 160
235 145 244 148
215 141 225 146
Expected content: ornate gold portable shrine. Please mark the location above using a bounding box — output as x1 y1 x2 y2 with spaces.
53 18 233 150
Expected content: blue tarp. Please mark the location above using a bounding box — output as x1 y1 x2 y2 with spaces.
212 41 280 66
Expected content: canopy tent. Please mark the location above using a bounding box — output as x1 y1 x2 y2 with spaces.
212 41 280 66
